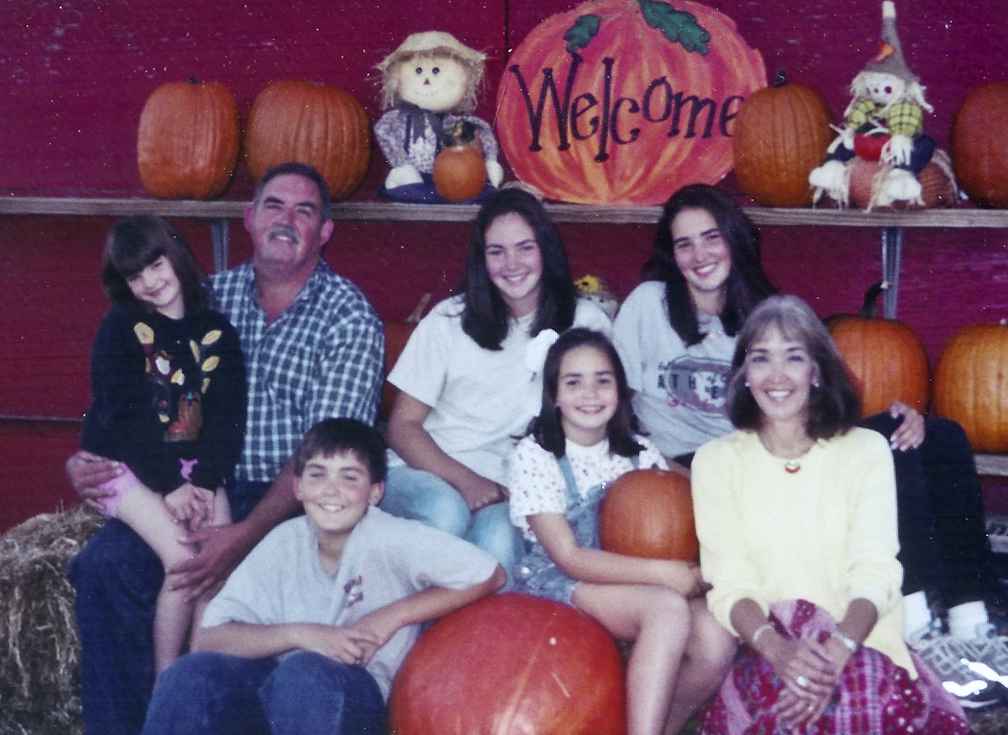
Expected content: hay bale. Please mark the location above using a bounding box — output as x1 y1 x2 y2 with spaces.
0 504 104 735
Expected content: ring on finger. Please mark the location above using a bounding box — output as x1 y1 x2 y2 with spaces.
795 674 810 689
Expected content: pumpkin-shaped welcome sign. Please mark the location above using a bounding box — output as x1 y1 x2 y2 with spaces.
496 0 766 205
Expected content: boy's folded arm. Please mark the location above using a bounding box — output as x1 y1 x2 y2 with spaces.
350 565 507 644
193 621 379 665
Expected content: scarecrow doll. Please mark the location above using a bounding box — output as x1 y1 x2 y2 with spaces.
809 1 935 208
375 31 503 201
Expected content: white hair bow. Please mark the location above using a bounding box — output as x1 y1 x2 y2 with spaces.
524 329 559 374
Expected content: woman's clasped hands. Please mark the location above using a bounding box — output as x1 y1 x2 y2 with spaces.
764 630 852 730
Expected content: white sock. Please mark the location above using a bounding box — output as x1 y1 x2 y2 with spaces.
903 590 933 638
948 600 990 641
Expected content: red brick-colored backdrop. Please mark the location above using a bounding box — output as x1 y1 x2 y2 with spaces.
2 0 1006 528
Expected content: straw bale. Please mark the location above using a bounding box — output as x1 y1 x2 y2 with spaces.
0 504 104 735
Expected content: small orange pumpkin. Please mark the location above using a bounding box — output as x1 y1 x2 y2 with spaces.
599 468 698 562
826 282 930 417
137 78 240 200
380 294 431 420
951 81 1008 208
732 71 835 207
933 322 1008 452
847 153 958 210
432 121 487 202
245 80 371 201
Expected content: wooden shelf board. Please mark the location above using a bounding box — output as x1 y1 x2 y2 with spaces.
2 196 1007 228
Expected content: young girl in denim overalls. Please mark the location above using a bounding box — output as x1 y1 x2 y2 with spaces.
506 327 735 735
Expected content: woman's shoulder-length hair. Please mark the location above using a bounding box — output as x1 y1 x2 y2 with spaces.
724 294 861 440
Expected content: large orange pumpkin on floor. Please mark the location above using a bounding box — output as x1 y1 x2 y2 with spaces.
495 0 765 204
733 71 834 207
245 80 371 200
599 468 698 562
137 78 240 200
951 81 1008 208
826 283 930 417
933 322 1008 452
389 593 626 735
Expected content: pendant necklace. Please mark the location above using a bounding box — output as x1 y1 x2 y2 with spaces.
760 433 813 474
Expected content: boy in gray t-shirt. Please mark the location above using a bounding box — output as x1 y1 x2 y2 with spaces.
142 418 504 735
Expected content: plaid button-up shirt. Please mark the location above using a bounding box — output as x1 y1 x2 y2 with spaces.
212 260 383 483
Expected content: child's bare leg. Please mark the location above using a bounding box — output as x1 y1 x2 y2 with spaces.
574 583 691 735
662 597 736 735
210 487 232 527
188 488 233 644
114 485 198 680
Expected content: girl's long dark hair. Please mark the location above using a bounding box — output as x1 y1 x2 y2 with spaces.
530 328 644 458
101 215 214 315
643 184 777 346
457 188 576 350
724 295 861 439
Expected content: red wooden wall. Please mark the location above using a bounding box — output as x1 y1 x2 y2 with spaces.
2 0 1007 529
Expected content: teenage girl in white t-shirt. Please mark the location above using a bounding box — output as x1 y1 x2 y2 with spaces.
381 188 610 586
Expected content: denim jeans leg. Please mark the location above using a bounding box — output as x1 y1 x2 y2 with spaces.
379 465 471 536
260 651 386 735
68 519 163 735
469 501 521 590
142 652 274 735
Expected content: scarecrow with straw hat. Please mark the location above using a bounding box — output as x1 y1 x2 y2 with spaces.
375 31 504 200
809 1 936 207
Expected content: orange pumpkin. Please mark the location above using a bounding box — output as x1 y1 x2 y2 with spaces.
599 468 698 562
433 145 487 202
245 80 371 201
732 71 834 207
847 154 958 210
933 322 1008 452
380 294 431 420
495 0 766 205
389 593 626 735
137 78 240 200
951 82 1008 208
826 282 930 417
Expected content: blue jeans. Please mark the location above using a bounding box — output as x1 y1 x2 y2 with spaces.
141 651 386 735
380 465 521 588
67 479 271 735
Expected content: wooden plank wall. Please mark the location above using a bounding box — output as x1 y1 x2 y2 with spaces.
1 0 1006 529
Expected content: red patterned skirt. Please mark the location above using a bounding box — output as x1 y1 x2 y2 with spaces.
699 599 968 735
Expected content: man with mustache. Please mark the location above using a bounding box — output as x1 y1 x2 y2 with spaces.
65 162 385 735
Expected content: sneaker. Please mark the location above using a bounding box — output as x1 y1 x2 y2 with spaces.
962 623 1008 687
908 623 1008 709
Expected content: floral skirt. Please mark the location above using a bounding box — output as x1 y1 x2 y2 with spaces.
699 599 968 735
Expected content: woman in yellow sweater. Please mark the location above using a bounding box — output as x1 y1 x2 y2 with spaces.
691 294 968 734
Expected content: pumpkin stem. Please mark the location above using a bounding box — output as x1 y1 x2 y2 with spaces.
773 70 787 87
188 76 200 85
859 281 889 318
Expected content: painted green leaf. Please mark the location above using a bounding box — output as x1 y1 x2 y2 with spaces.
564 14 601 53
639 0 710 55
